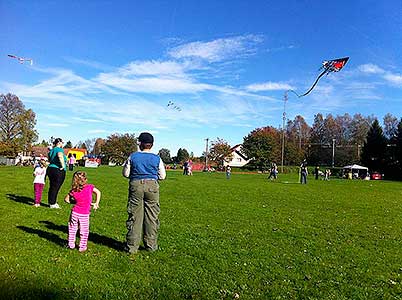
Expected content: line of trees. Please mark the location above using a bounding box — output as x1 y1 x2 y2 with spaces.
240 113 402 179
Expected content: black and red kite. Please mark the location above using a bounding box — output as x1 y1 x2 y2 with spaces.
292 57 349 97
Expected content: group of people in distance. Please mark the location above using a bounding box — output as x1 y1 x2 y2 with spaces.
182 160 193 176
32 132 166 254
266 160 331 184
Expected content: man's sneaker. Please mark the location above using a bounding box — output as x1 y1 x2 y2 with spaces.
49 203 61 209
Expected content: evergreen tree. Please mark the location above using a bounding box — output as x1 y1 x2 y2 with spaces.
395 118 402 175
64 141 73 148
361 119 387 172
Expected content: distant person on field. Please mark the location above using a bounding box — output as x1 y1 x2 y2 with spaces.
33 160 47 207
68 153 76 171
300 159 308 184
314 166 320 180
187 164 193 176
64 171 101 252
325 169 331 181
226 165 231 179
268 163 278 180
183 161 188 175
122 132 166 254
47 138 67 209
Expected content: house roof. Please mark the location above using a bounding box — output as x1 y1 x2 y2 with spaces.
31 146 49 157
229 144 248 160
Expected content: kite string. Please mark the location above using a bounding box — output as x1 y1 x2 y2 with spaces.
297 69 328 98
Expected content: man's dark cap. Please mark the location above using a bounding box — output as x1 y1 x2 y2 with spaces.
138 132 154 144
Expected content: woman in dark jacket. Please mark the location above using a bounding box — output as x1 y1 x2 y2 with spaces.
47 138 67 208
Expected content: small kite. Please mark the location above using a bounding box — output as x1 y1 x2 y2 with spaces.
8 54 33 65
291 57 349 98
167 100 181 111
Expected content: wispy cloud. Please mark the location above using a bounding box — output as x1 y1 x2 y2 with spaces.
87 129 108 134
266 45 296 53
358 64 385 74
63 57 114 71
246 81 294 92
43 123 70 127
358 63 402 87
168 35 263 62
383 73 402 86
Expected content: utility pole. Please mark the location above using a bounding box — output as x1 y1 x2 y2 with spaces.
298 124 302 150
205 138 209 170
281 92 288 173
332 138 336 167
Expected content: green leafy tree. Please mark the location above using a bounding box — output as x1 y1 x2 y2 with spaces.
242 126 281 171
102 133 137 165
208 138 233 167
361 119 387 172
158 148 172 164
176 148 189 163
0 93 37 157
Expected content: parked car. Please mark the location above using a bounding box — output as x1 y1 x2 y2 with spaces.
370 172 383 180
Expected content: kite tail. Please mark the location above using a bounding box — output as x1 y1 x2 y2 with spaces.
297 69 328 98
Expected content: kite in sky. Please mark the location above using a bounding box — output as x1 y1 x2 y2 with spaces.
8 54 33 65
167 100 181 111
291 57 349 98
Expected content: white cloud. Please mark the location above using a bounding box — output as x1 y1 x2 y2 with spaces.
168 35 263 62
358 64 385 74
64 57 114 71
383 73 402 86
44 123 70 127
118 60 187 77
87 129 108 134
246 81 294 92
96 74 211 94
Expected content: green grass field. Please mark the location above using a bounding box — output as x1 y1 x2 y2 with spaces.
1 166 402 299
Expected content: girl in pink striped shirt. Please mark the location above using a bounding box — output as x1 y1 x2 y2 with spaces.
64 171 101 252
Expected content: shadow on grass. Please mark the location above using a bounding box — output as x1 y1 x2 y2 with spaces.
17 226 66 247
6 193 50 207
17 221 126 252
7 193 34 205
0 276 71 300
42 220 126 252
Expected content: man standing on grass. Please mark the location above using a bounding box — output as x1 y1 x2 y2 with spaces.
122 132 166 254
300 159 308 184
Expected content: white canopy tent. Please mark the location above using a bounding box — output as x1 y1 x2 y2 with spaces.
343 164 368 171
342 164 369 179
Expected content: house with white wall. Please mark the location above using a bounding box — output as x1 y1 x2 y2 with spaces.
223 144 250 167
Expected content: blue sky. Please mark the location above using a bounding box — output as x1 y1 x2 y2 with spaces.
1 1 401 155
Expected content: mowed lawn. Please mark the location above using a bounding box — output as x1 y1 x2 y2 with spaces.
1 166 402 299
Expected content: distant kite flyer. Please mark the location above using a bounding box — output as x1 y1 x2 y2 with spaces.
8 54 33 65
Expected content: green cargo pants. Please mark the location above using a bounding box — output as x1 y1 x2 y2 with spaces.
126 179 160 253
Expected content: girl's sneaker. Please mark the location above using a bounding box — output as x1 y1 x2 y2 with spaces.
33 204 40 207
